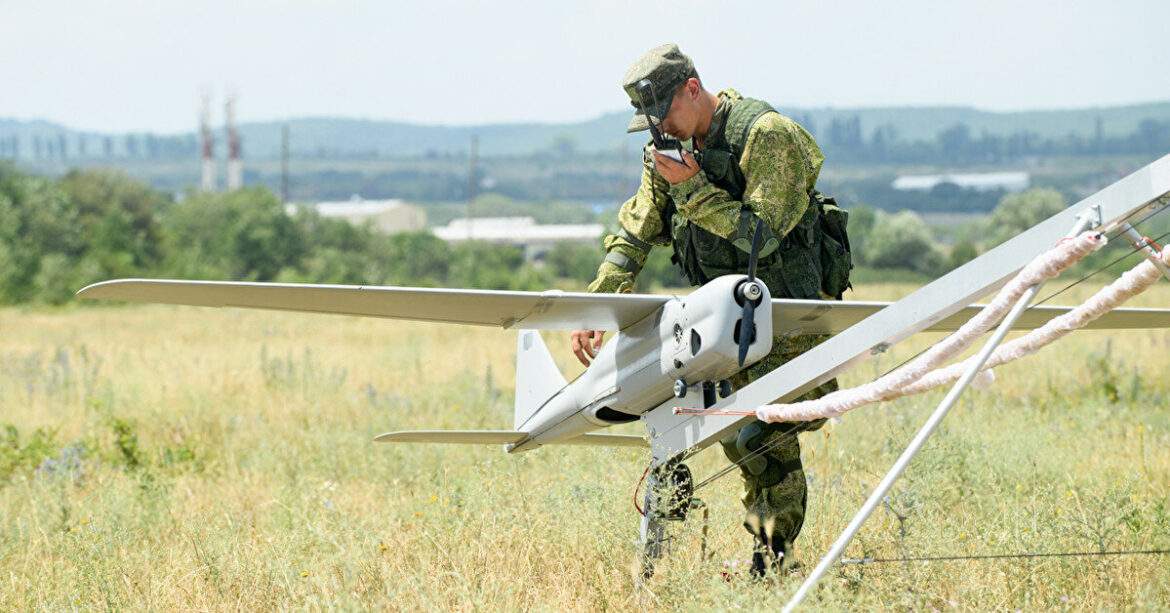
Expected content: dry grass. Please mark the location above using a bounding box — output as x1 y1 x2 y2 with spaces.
1 281 1169 609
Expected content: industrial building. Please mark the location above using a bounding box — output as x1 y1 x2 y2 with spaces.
432 217 603 259
892 171 1030 192
289 198 427 234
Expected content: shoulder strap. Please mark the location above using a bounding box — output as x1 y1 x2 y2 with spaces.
724 97 776 155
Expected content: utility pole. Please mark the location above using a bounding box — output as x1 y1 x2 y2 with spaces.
199 92 215 192
280 124 290 204
225 93 242 190
466 134 478 240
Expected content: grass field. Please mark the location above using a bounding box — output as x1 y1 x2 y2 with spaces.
2 282 1169 610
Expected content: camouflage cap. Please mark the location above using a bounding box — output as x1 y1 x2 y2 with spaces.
621 43 697 133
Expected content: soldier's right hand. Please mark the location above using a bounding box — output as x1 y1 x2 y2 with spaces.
570 330 605 366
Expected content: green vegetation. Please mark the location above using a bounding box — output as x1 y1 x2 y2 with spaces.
0 165 570 302
985 187 1067 246
1 284 1166 608
4 163 1166 305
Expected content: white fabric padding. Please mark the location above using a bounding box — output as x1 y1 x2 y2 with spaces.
896 244 1170 396
751 232 1109 423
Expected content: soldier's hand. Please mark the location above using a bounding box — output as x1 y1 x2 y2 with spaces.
652 149 700 184
570 329 605 366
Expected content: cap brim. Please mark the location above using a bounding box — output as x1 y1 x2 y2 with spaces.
626 113 651 133
625 98 672 133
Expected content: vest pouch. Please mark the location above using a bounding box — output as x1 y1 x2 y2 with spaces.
692 224 739 273
778 242 822 299
669 213 701 284
818 200 851 251
819 232 851 299
817 201 853 298
786 204 820 250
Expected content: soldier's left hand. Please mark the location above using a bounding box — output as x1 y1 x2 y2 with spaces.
652 150 700 184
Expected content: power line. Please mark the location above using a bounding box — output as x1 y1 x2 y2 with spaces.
840 548 1170 566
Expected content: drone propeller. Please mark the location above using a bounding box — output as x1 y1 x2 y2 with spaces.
736 221 766 367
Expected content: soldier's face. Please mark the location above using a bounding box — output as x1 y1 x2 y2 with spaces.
660 80 702 140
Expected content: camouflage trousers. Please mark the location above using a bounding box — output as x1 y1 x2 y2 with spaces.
719 334 836 572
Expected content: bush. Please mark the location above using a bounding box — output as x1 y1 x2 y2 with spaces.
862 210 947 276
0 168 84 302
161 188 306 280
949 239 980 270
985 188 1066 248
545 241 603 284
58 169 168 277
845 204 878 266
447 242 553 290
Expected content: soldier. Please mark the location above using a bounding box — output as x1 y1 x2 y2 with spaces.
570 43 851 577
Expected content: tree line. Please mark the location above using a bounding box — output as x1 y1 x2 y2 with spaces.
0 163 1085 305
805 116 1170 165
0 164 561 304
5 113 1168 165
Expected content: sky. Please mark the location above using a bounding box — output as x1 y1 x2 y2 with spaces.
1 0 1167 133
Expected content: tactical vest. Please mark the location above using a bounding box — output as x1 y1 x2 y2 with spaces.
665 98 852 300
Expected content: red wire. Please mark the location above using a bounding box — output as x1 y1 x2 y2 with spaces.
633 465 650 516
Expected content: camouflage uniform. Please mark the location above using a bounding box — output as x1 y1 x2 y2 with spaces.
589 69 838 572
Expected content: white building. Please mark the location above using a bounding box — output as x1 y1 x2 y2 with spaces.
433 217 603 259
892 171 1030 193
289 197 427 234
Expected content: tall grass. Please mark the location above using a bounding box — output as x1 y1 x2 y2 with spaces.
1 282 1168 609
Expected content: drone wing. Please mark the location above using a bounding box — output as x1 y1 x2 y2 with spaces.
77 279 668 331
78 279 1170 334
373 430 646 448
772 298 1170 335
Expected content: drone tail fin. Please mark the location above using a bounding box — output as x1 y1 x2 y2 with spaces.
513 330 567 430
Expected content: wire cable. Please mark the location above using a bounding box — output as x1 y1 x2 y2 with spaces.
839 547 1170 566
1035 227 1170 307
878 205 1170 380
690 202 1170 493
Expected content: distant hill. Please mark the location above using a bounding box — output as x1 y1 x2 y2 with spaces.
3 100 1169 159
209 101 1170 157
789 102 1170 143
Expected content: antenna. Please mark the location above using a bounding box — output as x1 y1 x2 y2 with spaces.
281 124 290 204
467 134 478 240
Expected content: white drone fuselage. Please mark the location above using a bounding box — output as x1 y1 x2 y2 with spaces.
510 274 773 452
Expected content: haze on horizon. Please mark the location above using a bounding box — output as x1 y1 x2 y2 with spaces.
2 0 1167 134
